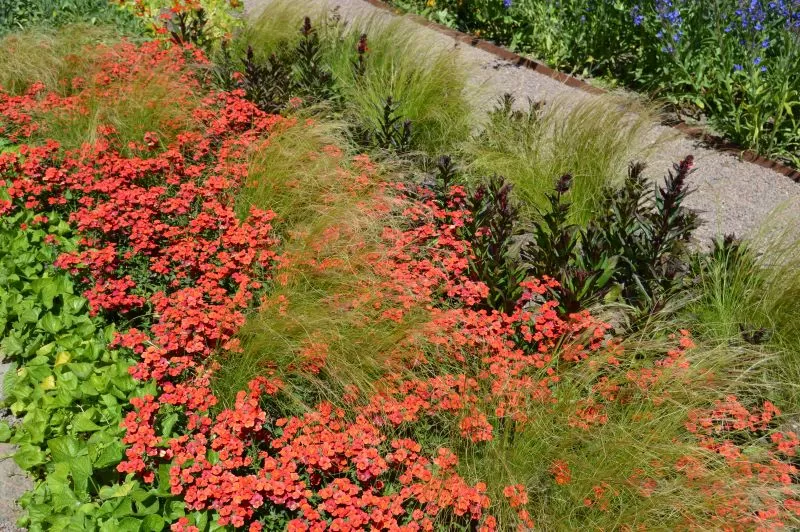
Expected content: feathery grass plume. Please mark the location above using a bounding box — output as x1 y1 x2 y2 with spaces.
468 92 670 225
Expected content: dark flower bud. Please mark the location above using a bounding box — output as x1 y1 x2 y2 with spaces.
555 173 573 194
301 17 313 36
357 33 368 54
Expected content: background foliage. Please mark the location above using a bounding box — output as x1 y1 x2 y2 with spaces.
0 0 144 35
392 0 800 168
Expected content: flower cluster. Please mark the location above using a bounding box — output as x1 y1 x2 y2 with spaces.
4 34 800 531
0 39 496 529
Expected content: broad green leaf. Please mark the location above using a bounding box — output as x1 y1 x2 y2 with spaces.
13 443 46 469
72 410 101 432
40 312 63 334
99 481 136 500
141 514 165 531
47 436 92 495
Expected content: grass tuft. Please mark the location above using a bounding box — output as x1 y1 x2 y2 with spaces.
241 1 473 155
0 25 121 95
466 93 670 224
689 221 800 410
214 119 428 411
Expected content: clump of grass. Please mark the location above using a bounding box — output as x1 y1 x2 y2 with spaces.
235 118 346 224
0 25 120 95
213 119 427 411
239 1 473 155
39 70 200 152
466 93 670 224
0 26 199 151
689 224 800 409
238 1 330 56
329 18 472 154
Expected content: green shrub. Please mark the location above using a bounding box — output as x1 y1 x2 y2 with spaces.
0 0 143 36
520 157 697 314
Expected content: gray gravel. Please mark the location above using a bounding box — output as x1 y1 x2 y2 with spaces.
0 359 30 531
246 0 800 245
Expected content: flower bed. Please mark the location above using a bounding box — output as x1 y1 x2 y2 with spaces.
1 10 800 531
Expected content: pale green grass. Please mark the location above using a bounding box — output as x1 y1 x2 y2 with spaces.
240 1 473 155
235 118 347 224
0 25 199 151
689 219 800 410
466 94 671 224
0 25 122 95
213 119 428 411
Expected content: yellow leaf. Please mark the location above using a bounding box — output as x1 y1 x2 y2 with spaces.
40 375 56 391
55 352 71 366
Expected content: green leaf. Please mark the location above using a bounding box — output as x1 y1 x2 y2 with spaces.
19 307 39 324
47 436 92 495
1 335 24 356
99 480 136 500
92 439 123 469
38 278 60 310
40 312 63 334
141 514 165 531
13 443 46 469
117 517 144 531
72 410 101 432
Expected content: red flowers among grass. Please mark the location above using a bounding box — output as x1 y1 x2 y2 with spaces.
2 35 800 531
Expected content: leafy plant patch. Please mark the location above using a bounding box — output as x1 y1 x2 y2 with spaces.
0 207 200 529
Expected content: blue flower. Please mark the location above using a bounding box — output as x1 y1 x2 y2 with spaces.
734 64 743 71
631 5 644 26
503 0 512 8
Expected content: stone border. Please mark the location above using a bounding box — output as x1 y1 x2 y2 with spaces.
361 0 800 183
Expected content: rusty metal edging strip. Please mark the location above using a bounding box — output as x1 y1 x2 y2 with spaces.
358 0 800 182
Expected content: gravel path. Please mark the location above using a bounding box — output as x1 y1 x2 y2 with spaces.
0 359 30 531
245 0 800 244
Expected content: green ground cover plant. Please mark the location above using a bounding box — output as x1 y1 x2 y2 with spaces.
0 207 195 529
392 0 800 168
